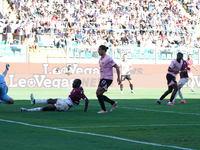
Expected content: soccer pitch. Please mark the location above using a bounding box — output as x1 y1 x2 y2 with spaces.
0 88 200 150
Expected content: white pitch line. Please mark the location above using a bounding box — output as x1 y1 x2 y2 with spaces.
59 124 200 129
122 107 200 116
0 118 195 150
83 104 200 116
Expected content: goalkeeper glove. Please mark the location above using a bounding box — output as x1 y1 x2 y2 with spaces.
6 64 10 70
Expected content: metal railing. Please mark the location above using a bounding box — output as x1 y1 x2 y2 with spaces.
66 46 200 64
0 45 199 64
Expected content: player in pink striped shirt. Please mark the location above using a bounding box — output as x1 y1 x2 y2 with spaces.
96 45 121 113
157 52 183 106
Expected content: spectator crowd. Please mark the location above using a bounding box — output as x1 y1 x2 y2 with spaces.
1 0 200 51
182 0 200 16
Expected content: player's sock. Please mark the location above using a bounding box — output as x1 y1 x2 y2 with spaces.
130 84 133 90
191 80 195 91
97 94 106 111
0 100 9 104
160 95 166 101
172 91 179 102
103 95 115 105
120 84 123 91
170 95 175 102
178 90 184 101
35 99 48 104
27 107 43 111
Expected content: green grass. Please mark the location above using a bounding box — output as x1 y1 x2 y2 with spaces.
0 88 200 150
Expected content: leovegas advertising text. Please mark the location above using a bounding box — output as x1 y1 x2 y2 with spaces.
1 63 199 88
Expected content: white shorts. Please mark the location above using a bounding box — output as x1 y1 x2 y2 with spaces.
54 98 71 111
7 33 12 39
188 73 193 78
178 77 189 88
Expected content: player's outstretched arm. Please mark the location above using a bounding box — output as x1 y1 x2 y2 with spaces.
3 64 9 77
129 65 133 71
180 69 187 73
113 64 121 85
83 98 89 113
192 65 198 71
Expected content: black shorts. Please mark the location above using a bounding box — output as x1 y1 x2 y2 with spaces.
166 74 177 86
98 79 113 91
25 34 30 38
121 75 131 81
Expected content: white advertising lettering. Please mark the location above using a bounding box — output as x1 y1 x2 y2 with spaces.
8 63 100 88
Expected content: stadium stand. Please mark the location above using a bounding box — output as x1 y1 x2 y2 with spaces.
0 0 199 63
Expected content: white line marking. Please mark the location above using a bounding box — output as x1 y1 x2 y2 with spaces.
83 104 200 116
122 107 200 116
0 118 195 150
59 124 200 129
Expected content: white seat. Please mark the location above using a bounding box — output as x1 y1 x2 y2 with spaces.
127 53 131 58
75 52 80 58
69 51 74 57
80 52 85 58
161 54 166 59
116 53 120 59
167 54 172 59
120 53 125 58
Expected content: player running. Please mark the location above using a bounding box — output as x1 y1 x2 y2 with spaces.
96 45 121 113
157 52 183 106
21 79 89 112
0 64 15 105
186 54 198 92
119 54 135 94
167 59 188 104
